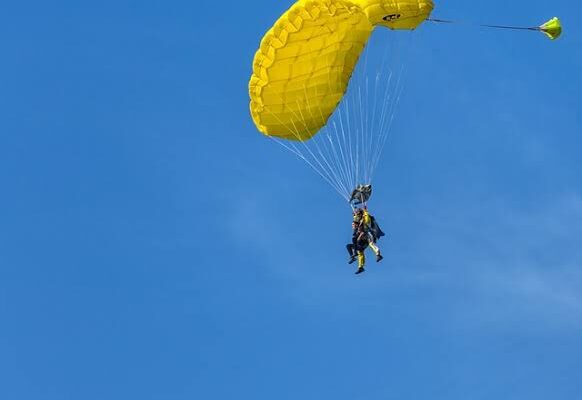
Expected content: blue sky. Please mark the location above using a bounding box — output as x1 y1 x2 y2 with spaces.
1 1 581 399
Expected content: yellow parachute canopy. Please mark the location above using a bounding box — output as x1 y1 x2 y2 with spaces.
539 17 562 40
249 0 434 141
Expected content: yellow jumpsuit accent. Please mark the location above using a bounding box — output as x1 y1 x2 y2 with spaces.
355 240 379 268
361 209 381 256
357 250 366 268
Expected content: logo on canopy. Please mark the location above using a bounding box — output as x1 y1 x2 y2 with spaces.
383 14 401 22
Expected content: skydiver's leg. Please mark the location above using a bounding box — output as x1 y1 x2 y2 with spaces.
358 251 365 267
355 250 366 274
368 241 384 262
368 241 380 256
346 244 357 264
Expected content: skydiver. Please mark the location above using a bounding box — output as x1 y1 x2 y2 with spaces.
352 207 384 263
349 209 365 263
347 220 384 276
346 224 370 274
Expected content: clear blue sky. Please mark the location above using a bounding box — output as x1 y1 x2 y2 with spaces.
1 1 581 399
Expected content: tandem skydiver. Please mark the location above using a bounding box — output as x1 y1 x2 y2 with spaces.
347 208 384 274
347 223 370 274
